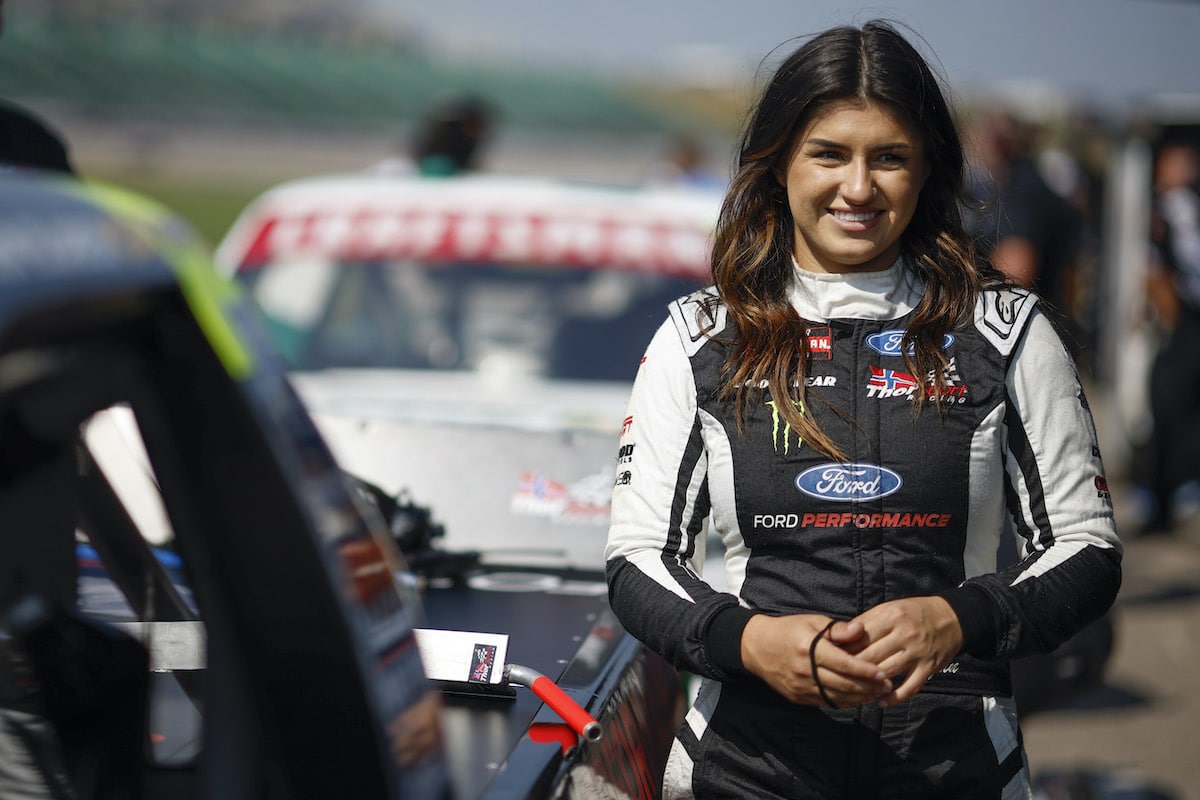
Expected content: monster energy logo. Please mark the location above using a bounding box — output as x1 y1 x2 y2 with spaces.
766 399 804 454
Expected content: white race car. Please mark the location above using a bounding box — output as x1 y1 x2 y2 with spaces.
215 172 722 572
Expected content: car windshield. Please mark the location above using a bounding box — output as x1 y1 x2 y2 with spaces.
237 257 702 382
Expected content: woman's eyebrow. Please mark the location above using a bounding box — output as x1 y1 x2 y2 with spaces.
803 138 915 151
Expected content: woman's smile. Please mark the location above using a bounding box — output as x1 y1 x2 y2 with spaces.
829 208 885 229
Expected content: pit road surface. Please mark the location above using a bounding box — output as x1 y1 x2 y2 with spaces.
1021 395 1200 800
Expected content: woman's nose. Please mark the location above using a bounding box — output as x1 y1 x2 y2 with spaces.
841 161 875 204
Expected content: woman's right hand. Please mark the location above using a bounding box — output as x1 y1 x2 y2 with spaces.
739 613 892 707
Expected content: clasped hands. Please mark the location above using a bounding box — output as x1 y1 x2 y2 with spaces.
738 596 963 708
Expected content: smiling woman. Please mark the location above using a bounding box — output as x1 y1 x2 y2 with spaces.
604 20 1123 800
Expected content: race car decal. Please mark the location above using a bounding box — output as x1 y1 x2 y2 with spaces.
510 469 612 525
236 210 713 280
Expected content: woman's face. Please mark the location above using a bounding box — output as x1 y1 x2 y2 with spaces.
780 98 929 274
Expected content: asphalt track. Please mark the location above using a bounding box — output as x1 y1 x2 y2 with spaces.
1021 396 1200 800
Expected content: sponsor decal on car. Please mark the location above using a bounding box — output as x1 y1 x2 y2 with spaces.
238 209 714 279
794 463 902 502
511 470 612 524
470 644 498 683
865 329 955 357
511 471 568 513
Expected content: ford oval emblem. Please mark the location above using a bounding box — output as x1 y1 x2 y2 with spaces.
795 463 903 503
865 329 955 357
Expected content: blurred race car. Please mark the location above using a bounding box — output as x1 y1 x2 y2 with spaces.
211 172 726 798
0 174 684 800
214 172 721 572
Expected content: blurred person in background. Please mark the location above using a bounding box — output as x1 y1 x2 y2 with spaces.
648 136 728 191
373 94 495 177
965 107 1082 347
1035 122 1109 372
411 94 494 176
0 0 75 175
1138 138 1200 534
606 20 1121 799
0 97 73 175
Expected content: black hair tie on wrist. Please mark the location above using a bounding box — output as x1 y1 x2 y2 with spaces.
809 619 840 709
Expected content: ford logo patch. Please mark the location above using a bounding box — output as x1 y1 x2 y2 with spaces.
795 463 903 503
865 330 955 357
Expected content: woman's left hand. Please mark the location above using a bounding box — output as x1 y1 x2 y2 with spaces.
832 596 964 707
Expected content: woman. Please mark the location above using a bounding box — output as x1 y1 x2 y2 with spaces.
605 20 1121 800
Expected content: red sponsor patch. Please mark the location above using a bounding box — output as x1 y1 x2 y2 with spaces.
806 326 832 360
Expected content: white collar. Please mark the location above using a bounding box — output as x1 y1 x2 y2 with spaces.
787 257 923 322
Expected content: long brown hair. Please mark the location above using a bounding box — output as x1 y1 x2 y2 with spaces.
709 20 1008 459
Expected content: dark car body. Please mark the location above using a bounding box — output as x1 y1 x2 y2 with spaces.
0 174 680 799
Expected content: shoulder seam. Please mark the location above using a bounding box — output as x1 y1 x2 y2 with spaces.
669 288 724 357
975 288 1037 355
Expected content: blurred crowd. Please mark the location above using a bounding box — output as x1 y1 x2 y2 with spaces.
960 103 1200 536
962 105 1103 364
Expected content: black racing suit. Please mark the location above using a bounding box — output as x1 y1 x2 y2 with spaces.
605 261 1122 799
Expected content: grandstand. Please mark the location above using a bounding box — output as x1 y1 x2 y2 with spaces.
0 3 746 236
0 7 723 135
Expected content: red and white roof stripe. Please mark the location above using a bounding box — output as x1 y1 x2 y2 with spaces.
216 173 722 280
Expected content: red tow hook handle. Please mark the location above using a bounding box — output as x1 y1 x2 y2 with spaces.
504 663 602 743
